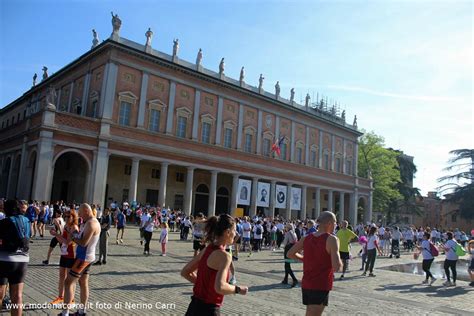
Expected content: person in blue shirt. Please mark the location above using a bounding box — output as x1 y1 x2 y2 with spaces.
115 209 126 244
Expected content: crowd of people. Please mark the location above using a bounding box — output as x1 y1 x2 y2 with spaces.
0 197 473 315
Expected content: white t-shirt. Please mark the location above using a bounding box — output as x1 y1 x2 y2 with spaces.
444 239 458 261
242 222 252 238
253 224 263 239
421 240 434 260
367 235 378 250
379 227 385 236
430 230 437 238
392 230 402 241
276 223 284 232
141 213 154 232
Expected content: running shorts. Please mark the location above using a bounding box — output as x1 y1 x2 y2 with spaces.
69 259 92 278
50 237 59 248
193 240 205 251
339 251 350 260
59 256 75 269
302 289 329 306
0 261 28 285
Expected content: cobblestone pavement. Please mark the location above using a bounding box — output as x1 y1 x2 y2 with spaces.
3 226 473 315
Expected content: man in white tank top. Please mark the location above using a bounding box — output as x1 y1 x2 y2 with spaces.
60 203 100 316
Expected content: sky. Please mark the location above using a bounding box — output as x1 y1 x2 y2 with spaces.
1 0 472 196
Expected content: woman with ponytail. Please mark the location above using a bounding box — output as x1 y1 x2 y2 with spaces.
181 214 248 315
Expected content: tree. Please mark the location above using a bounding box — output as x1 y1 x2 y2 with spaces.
358 131 402 214
438 149 474 219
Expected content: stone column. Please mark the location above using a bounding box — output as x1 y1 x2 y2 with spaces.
331 134 335 171
81 73 91 116
256 110 262 154
350 188 359 225
315 187 321 219
230 174 239 212
91 141 109 206
237 105 244 150
158 162 169 207
192 90 201 140
342 139 347 174
216 97 224 145
327 189 333 212
367 191 373 224
137 72 149 128
290 121 295 162
249 177 258 218
32 131 54 201
318 131 323 168
67 82 74 113
6 154 14 198
16 137 28 198
129 158 140 203
286 183 293 220
305 126 310 166
166 82 176 135
301 185 307 220
275 117 280 140
184 167 194 216
339 192 345 222
208 170 218 216
100 63 118 120
354 142 359 176
269 180 276 218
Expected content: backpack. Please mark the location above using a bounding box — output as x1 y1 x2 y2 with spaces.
4 215 30 252
429 242 439 257
256 226 262 235
454 242 467 256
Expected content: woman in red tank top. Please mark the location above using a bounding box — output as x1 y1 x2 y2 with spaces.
181 214 249 315
288 211 342 316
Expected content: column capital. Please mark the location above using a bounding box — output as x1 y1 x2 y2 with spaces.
161 161 170 167
132 157 141 163
210 170 219 176
187 166 196 171
232 174 240 179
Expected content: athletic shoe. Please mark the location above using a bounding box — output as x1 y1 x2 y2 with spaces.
430 277 437 285
93 261 102 266
369 273 376 277
451 282 456 287
42 260 49 265
229 276 237 285
361 272 367 276
339 275 344 280
422 280 429 285
442 281 452 287
102 260 106 265
120 239 123 244
281 280 288 284
291 280 298 288
50 296 64 305
116 240 119 244
161 254 166 256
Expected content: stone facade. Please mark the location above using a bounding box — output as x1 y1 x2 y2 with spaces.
0 34 372 222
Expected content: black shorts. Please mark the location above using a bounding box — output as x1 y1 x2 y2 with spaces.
185 296 220 316
235 236 241 244
69 259 92 278
339 251 350 260
193 240 205 251
469 259 474 272
50 237 59 248
302 289 329 306
59 256 75 269
0 261 28 285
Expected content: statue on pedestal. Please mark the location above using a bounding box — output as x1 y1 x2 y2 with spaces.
111 12 122 37
239 67 245 84
305 93 311 107
173 39 179 56
92 29 99 48
219 58 225 75
353 115 358 127
42 66 48 81
196 48 203 67
341 110 346 121
258 74 264 91
290 88 295 103
32 73 37 87
145 28 153 47
275 81 280 99
46 86 57 110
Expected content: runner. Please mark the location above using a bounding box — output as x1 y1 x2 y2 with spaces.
115 208 126 244
43 207 65 265
241 217 252 255
140 208 156 256
281 223 298 287
416 232 437 285
181 214 248 315
192 213 206 257
159 222 169 256
60 203 100 316
362 226 383 277
94 208 112 265
25 200 38 239
49 209 79 305
441 232 458 286
252 220 264 252
336 220 357 280
287 211 342 316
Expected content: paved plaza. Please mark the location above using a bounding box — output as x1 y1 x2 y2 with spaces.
6 226 474 315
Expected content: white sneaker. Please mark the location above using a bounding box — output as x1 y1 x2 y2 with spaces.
452 282 456 287
430 277 437 286
422 279 429 285
442 281 452 287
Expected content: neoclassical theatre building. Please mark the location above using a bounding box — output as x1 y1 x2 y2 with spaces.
0 17 373 223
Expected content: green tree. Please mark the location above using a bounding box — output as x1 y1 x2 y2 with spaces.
438 149 474 219
358 131 402 214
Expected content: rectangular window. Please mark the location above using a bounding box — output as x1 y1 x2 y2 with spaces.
311 150 317 167
263 138 271 156
201 122 211 144
280 143 287 160
174 194 184 210
296 148 303 164
346 160 352 174
122 189 129 202
335 158 341 172
124 164 132 175
151 168 160 179
177 116 187 138
224 128 233 148
244 134 253 153
176 172 184 182
119 101 131 126
149 109 161 132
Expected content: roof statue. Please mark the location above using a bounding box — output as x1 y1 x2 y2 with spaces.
42 66 48 81
319 98 324 110
353 115 358 127
46 85 57 110
111 12 122 37
341 110 346 121
258 74 264 91
330 105 336 115
305 93 311 107
92 29 99 49
173 39 179 57
275 81 280 99
290 88 295 103
219 58 225 75
196 48 203 67
239 67 245 84
32 73 37 87
145 28 153 47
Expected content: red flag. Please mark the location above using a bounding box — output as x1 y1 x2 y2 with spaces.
271 136 285 157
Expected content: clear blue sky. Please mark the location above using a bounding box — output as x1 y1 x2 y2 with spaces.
1 0 472 196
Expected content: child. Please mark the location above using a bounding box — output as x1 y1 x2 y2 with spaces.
359 235 368 271
159 222 169 256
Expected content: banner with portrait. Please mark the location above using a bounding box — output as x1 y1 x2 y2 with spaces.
275 185 287 208
290 187 302 210
237 179 251 206
257 182 271 207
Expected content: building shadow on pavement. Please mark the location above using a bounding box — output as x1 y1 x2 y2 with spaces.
248 283 297 292
94 282 188 291
376 283 473 297
94 269 181 276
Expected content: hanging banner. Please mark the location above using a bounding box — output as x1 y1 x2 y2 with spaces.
291 187 302 210
275 185 287 208
257 182 270 207
237 179 251 206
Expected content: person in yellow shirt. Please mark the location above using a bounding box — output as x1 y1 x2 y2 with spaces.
336 220 358 280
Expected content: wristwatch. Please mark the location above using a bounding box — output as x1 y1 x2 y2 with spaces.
234 286 241 294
